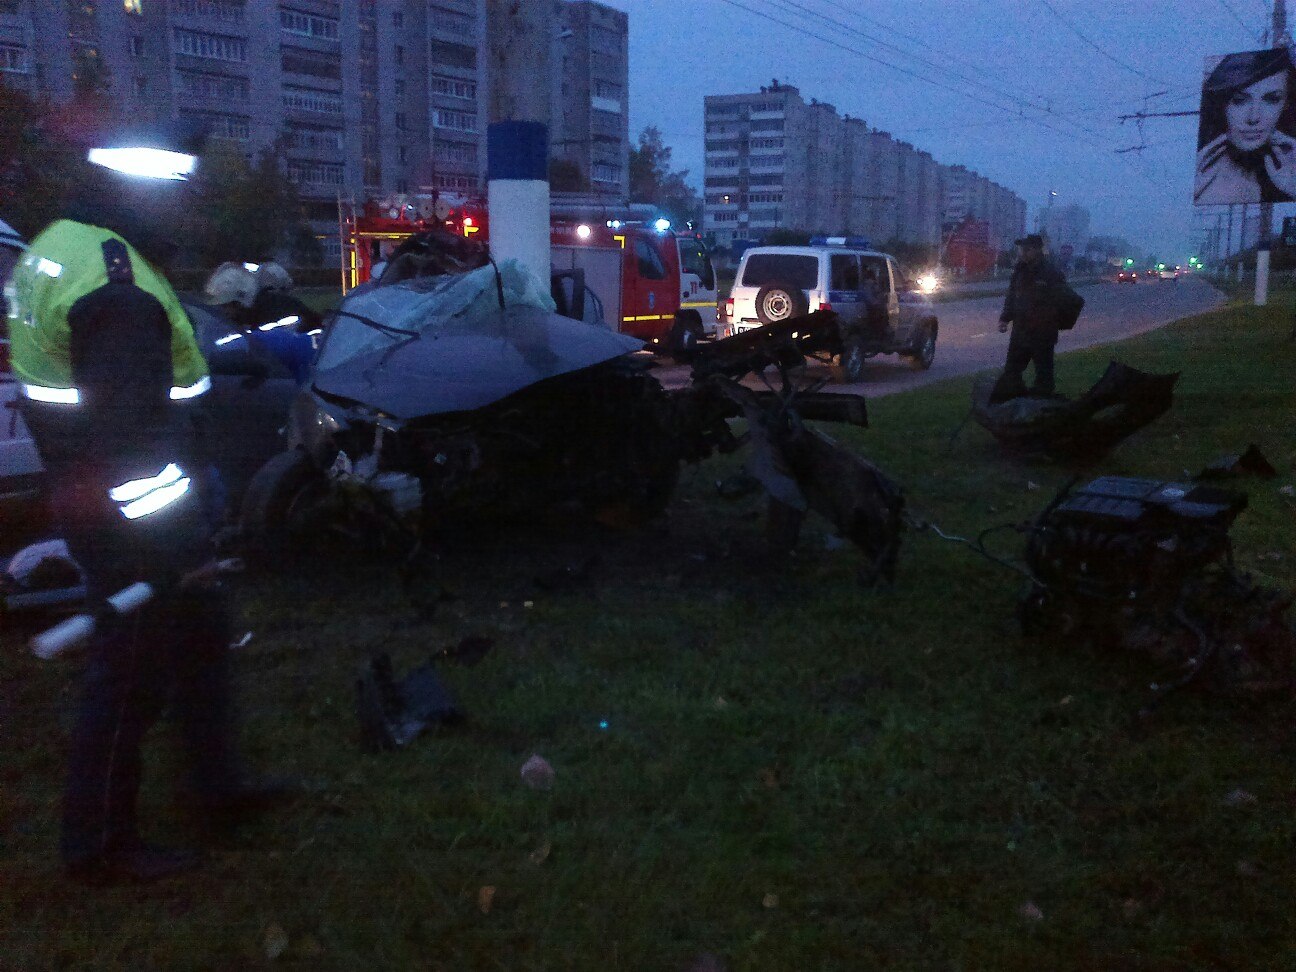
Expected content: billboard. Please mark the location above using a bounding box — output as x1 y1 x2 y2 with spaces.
1195 48 1296 206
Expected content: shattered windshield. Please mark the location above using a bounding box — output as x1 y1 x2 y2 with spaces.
318 261 557 372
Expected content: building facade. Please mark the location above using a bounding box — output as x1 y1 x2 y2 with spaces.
703 83 1026 255
0 0 628 242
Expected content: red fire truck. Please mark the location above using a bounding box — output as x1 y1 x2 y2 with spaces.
339 198 715 349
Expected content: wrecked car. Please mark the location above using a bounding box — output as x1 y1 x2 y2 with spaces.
239 250 906 578
240 259 680 549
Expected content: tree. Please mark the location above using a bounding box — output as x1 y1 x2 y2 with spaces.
548 158 585 193
0 82 87 238
628 126 701 226
183 142 317 267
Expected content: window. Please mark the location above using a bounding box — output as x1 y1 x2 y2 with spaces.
287 160 344 187
133 75 147 97
679 241 713 287
395 111 407 131
751 101 783 113
130 36 144 57
364 159 382 186
750 119 784 132
281 48 341 79
710 211 738 223
429 5 473 37
396 178 408 193
434 108 476 132
706 103 740 117
170 0 244 21
434 140 477 167
748 192 783 204
634 239 666 281
705 140 739 153
434 173 477 191
748 174 783 186
861 256 890 291
178 70 249 100
280 9 339 40
592 79 621 100
430 40 475 69
830 254 860 291
750 138 784 150
431 74 475 100
180 109 249 140
0 44 28 74
394 79 405 97
392 11 403 27
282 86 341 114
395 45 404 65
707 158 739 170
750 154 784 168
741 254 817 289
286 124 342 151
398 146 408 163
173 29 245 61
748 209 781 223
592 162 620 184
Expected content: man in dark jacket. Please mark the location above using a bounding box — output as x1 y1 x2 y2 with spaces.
994 234 1068 401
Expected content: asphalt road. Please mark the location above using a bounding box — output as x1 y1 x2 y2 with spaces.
661 276 1224 398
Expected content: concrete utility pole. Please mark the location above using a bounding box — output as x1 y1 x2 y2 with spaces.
1257 0 1289 305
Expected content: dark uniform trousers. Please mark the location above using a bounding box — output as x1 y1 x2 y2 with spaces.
1000 324 1057 398
61 588 239 864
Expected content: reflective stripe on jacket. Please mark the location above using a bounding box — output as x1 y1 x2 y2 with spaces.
6 219 208 396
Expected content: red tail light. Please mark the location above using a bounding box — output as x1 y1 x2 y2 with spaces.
723 297 734 320
818 301 832 313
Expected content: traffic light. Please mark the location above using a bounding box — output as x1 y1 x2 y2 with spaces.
1124 258 1134 267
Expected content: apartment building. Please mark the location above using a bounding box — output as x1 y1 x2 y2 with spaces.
703 83 1026 252
0 0 627 243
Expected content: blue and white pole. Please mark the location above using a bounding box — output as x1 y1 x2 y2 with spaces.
487 121 551 284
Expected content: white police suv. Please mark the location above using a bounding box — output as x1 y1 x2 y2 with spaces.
718 237 938 381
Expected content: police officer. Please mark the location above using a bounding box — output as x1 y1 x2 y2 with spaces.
995 234 1068 401
8 128 283 884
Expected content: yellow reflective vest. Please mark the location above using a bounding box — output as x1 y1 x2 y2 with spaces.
6 219 208 401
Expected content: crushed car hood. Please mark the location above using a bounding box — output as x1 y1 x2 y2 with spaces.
313 299 644 420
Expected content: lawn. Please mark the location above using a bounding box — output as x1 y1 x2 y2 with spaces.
1 296 1293 970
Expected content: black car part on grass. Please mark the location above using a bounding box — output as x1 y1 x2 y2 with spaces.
1019 476 1294 703
355 652 465 751
972 361 1178 461
1196 443 1278 481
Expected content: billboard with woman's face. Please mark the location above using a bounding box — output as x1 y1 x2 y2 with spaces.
1195 48 1296 205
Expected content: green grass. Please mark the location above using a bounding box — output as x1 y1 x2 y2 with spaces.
2 299 1295 970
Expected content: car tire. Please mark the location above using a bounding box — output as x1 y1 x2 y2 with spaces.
909 321 937 370
239 449 329 561
840 334 867 383
754 283 808 325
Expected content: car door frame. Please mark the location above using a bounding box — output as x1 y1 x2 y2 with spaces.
828 251 865 332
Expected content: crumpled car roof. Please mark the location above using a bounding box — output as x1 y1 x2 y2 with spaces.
314 265 642 419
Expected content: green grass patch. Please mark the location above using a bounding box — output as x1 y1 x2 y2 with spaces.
1 299 1294 970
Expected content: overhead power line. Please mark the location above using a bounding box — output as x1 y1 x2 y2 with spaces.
1034 0 1170 86
1216 0 1264 39
714 0 1109 146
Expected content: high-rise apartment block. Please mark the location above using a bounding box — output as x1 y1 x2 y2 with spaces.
703 83 1026 252
0 0 628 241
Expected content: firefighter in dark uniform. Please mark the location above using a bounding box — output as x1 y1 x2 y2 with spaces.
8 130 284 884
995 233 1068 401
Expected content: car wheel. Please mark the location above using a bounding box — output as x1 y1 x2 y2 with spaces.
239 449 330 561
909 323 937 370
840 334 867 383
668 310 704 357
754 283 808 325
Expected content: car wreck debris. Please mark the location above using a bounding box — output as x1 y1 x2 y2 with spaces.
355 652 464 751
1195 443 1278 481
972 361 1178 461
1019 476 1295 700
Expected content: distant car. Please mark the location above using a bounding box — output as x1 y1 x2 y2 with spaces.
718 238 939 380
1117 269 1138 283
1158 267 1178 282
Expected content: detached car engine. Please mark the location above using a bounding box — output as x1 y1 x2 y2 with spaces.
1020 477 1295 698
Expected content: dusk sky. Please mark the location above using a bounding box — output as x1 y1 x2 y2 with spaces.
601 0 1280 260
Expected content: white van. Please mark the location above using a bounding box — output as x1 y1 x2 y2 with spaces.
718 238 938 380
